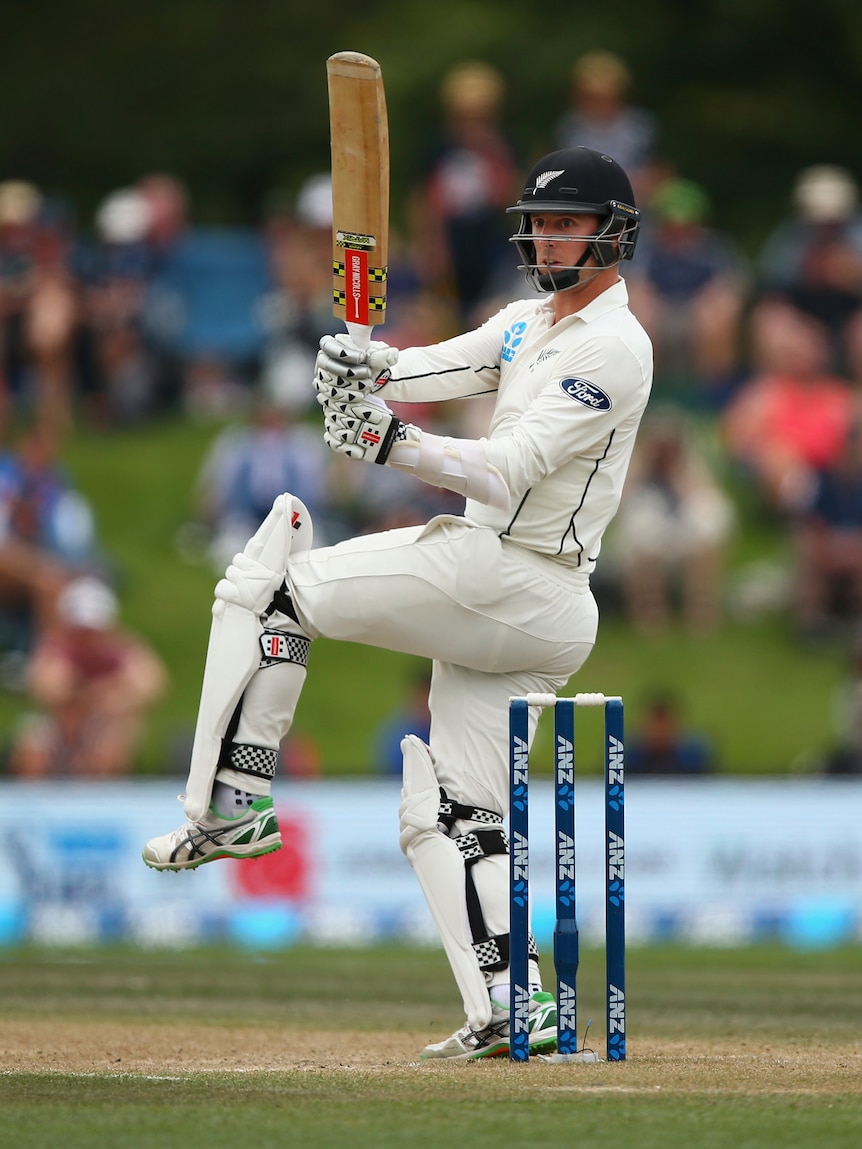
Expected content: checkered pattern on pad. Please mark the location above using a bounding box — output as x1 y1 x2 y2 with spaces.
258 631 310 667
229 743 279 780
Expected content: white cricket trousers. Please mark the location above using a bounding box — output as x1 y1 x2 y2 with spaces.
288 514 598 814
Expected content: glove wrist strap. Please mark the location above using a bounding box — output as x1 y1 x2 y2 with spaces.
373 417 403 464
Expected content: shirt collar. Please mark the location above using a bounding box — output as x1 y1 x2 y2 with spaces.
571 277 630 323
533 277 629 326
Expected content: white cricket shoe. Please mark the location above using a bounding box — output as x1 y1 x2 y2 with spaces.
420 991 557 1060
142 797 282 871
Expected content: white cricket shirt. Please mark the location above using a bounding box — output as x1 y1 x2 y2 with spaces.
384 279 653 571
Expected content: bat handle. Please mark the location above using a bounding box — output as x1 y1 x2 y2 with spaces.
346 322 373 351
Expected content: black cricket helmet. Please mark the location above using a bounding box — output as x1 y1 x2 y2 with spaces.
507 147 640 291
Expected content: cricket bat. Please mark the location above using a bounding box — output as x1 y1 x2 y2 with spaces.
327 50 390 351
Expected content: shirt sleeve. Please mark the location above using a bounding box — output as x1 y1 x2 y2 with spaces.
380 309 512 403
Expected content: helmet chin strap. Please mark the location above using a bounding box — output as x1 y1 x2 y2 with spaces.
535 260 603 293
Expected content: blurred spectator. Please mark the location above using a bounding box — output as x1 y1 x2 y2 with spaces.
614 407 735 633
627 177 750 405
140 172 271 417
0 423 99 658
757 165 862 371
4 423 97 564
7 575 167 777
137 173 189 263
135 173 191 411
373 664 432 776
0 181 79 434
553 50 661 203
259 174 340 415
77 186 164 426
723 301 855 513
409 61 523 325
192 392 333 569
0 181 44 420
791 412 862 643
22 208 79 436
627 691 715 775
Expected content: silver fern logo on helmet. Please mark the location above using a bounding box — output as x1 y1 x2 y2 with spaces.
534 169 564 190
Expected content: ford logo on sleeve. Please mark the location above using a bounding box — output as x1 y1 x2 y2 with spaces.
560 377 612 410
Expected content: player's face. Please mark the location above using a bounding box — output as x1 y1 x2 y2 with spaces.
530 212 600 271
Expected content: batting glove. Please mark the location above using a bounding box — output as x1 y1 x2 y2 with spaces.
314 333 399 404
322 393 403 464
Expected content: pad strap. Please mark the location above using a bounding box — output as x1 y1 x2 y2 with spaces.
437 792 503 832
259 630 310 667
475 931 539 972
454 826 508 864
439 791 537 976
225 742 279 781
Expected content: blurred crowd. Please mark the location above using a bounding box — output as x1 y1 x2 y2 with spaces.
3 50 862 775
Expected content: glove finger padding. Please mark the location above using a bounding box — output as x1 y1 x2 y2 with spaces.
319 332 367 365
317 333 399 387
322 397 402 464
315 350 372 384
315 374 374 407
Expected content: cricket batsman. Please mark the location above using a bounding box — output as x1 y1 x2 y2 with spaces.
143 147 653 1060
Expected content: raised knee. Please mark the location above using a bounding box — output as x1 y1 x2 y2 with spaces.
257 494 313 563
212 494 314 617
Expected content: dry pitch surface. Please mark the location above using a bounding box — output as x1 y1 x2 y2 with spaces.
4 1018 861 1097
2 945 861 1107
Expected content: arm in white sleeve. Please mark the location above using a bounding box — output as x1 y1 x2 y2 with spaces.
381 305 519 402
386 425 511 512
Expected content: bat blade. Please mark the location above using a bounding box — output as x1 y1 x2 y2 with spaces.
327 51 390 349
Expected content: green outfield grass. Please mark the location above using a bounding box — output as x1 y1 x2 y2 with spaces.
1 944 861 1149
